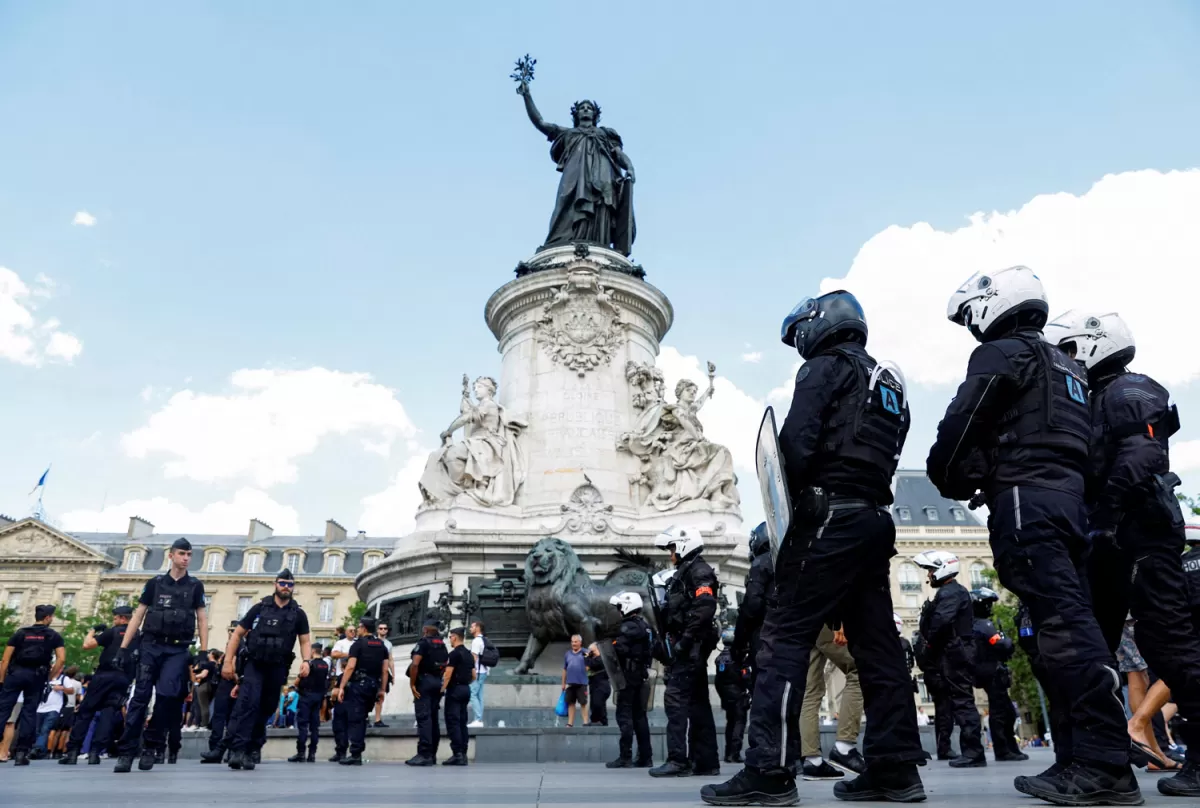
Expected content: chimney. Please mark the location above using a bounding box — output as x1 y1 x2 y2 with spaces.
325 519 347 544
356 530 366 540
248 519 274 542
128 516 155 539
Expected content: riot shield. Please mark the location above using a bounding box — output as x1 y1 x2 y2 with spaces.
598 639 627 692
756 406 793 566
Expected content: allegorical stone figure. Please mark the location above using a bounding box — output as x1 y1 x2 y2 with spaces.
517 79 636 256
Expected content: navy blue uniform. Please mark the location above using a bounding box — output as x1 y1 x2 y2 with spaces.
928 328 1129 767
662 552 720 771
66 624 134 756
443 645 474 757
746 341 924 773
227 597 309 759
119 573 205 758
295 656 329 756
344 635 390 758
411 634 448 760
206 642 244 756
972 616 1021 759
586 651 610 725
613 613 653 764
715 648 748 760
918 581 983 761
0 625 64 757
1086 368 1200 762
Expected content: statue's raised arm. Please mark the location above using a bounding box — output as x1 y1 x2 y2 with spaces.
517 81 558 138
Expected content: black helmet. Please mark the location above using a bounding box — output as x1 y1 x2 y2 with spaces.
780 290 867 359
749 522 770 557
970 586 1000 617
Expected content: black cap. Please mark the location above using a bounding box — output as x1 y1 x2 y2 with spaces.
424 618 441 629
112 605 133 617
359 615 378 633
170 537 192 552
35 604 56 621
276 568 294 581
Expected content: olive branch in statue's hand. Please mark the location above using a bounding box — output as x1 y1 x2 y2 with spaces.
511 54 536 94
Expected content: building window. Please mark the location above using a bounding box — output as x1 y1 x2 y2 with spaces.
124 549 144 570
923 507 939 522
326 554 342 575
951 507 966 522
319 598 335 623
237 597 252 618
61 592 76 610
6 592 22 612
205 553 222 573
365 554 381 570
896 507 911 521
246 554 261 574
970 563 987 588
898 563 921 592
286 553 301 574
114 594 129 608
905 594 919 607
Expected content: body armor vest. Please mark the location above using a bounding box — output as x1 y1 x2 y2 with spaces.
815 347 908 481
996 336 1091 468
301 657 330 693
1090 373 1179 482
245 597 300 664
417 635 449 675
1183 548 1200 610
141 574 199 642
15 626 52 667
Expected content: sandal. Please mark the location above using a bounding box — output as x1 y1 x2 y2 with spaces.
1131 738 1169 769
1148 760 1183 772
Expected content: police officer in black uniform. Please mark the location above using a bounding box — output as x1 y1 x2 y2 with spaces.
335 615 392 765
929 267 1137 803
114 537 207 773
406 620 448 766
704 290 926 806
894 614 917 695
586 643 611 726
1183 527 1200 627
290 643 328 762
0 604 65 766
222 568 312 770
200 621 244 763
1046 309 1200 797
969 587 1026 762
606 590 654 769
912 550 985 767
652 526 720 779
60 604 137 765
715 628 748 764
441 626 474 766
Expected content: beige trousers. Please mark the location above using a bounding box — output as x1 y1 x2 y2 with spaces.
800 625 864 757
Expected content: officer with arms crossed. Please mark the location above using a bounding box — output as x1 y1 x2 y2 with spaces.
1046 309 1200 798
333 615 391 765
0 604 65 766
969 587 1027 763
60 604 137 765
928 266 1138 804
289 642 328 762
912 550 985 767
113 537 207 773
704 290 926 806
651 525 721 779
440 626 475 766
222 568 312 770
606 590 654 769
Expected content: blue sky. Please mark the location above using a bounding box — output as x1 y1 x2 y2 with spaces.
2 2 1199 536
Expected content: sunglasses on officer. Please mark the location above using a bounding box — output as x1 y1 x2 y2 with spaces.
275 580 295 588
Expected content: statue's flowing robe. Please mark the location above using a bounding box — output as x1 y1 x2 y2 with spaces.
542 124 635 255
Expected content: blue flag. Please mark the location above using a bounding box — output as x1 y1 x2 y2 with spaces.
28 466 50 495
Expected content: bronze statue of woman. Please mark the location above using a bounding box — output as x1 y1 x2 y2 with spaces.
517 80 636 256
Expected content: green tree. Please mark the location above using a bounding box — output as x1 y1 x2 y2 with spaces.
980 568 1044 734
340 600 368 630
0 605 20 648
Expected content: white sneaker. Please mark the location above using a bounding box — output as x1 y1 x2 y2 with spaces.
468 721 484 728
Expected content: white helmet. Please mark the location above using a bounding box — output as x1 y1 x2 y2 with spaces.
655 526 704 559
609 591 644 616
912 550 960 583
893 612 904 636
946 266 1048 342
651 568 677 587
1044 310 1135 371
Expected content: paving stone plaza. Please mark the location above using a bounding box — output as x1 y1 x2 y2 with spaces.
2 751 1189 807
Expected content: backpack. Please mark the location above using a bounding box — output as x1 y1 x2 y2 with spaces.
479 636 500 669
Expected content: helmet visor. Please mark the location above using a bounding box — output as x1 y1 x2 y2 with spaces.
781 298 820 346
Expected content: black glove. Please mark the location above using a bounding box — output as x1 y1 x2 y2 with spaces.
113 648 128 670
93 624 108 633
1087 528 1117 549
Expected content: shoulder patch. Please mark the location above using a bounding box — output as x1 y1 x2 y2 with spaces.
796 365 811 383
695 585 714 597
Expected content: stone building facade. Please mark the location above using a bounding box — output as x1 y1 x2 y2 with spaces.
0 514 394 650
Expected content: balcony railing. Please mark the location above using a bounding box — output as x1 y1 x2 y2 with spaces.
899 582 922 592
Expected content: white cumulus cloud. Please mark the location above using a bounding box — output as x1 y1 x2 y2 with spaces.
820 168 1200 388
72 211 97 227
741 351 763 364
122 368 417 487
59 487 300 534
359 452 432 537
0 266 83 366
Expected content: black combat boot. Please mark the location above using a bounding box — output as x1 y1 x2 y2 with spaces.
649 760 693 777
227 750 245 770
139 750 156 770
1159 761 1200 797
153 749 164 765
948 754 986 769
442 753 468 766
288 747 305 762
58 750 79 765
87 751 101 765
113 755 133 773
13 749 30 766
700 766 799 807
306 749 316 763
404 754 435 766
168 750 178 764
200 747 225 763
339 754 363 766
1020 762 1142 806
328 750 345 763
832 764 926 802
606 757 634 768
250 748 261 764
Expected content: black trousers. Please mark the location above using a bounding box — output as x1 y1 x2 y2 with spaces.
722 694 748 758
1089 513 1200 763
295 691 323 753
1018 624 1073 766
987 485 1129 767
344 679 379 757
67 670 128 753
0 666 44 755
119 640 190 756
983 669 1021 758
933 645 984 760
924 670 955 758
745 505 925 771
208 679 236 752
444 683 470 755
589 675 611 725
664 640 719 769
331 699 348 755
616 680 652 762
414 673 443 759
226 660 288 754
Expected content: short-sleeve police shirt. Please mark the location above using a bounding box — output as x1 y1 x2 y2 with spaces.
447 644 474 686
348 636 390 680
7 627 65 666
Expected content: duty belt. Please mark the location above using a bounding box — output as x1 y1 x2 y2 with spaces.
351 672 380 687
828 498 875 512
147 635 191 647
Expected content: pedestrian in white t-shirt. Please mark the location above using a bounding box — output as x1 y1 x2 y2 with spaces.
468 621 490 727
35 668 79 755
